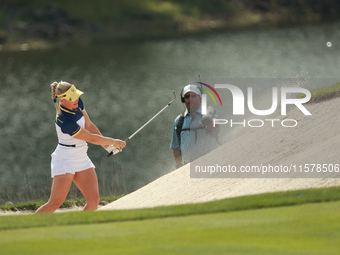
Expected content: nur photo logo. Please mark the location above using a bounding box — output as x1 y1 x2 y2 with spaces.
199 81 312 128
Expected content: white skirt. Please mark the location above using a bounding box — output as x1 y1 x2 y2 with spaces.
51 144 95 178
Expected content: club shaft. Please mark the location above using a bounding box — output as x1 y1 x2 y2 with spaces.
127 103 171 141
108 90 175 157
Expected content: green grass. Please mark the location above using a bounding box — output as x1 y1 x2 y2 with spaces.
298 81 340 103
1 187 340 254
1 186 340 230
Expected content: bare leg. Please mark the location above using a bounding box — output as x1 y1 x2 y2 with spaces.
35 174 74 214
73 168 100 211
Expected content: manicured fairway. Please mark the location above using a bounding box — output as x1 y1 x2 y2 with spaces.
1 200 339 255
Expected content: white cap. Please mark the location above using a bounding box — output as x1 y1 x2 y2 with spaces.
183 84 201 96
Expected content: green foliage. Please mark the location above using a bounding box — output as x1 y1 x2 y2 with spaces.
10 0 179 22
0 196 121 212
0 201 44 211
6 0 340 23
3 0 340 44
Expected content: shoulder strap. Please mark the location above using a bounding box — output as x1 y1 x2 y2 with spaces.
176 114 185 148
176 114 185 136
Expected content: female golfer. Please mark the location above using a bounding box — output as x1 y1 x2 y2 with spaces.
35 81 126 213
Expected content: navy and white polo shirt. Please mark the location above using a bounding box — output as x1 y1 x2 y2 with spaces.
55 98 87 147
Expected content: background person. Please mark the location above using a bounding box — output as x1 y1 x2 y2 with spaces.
170 84 219 168
35 81 126 213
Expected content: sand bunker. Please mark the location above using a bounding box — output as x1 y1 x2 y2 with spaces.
100 97 340 210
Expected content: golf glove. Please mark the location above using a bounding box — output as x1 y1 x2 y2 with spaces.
106 145 121 155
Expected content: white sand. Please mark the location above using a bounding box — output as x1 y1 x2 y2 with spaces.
100 97 340 211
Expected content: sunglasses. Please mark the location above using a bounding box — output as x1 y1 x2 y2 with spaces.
184 94 199 99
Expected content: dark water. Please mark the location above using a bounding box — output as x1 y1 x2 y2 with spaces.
1 22 340 203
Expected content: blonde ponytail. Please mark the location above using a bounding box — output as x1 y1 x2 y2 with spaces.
50 81 73 113
51 81 61 113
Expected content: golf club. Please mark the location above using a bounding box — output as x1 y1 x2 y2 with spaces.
107 90 176 157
